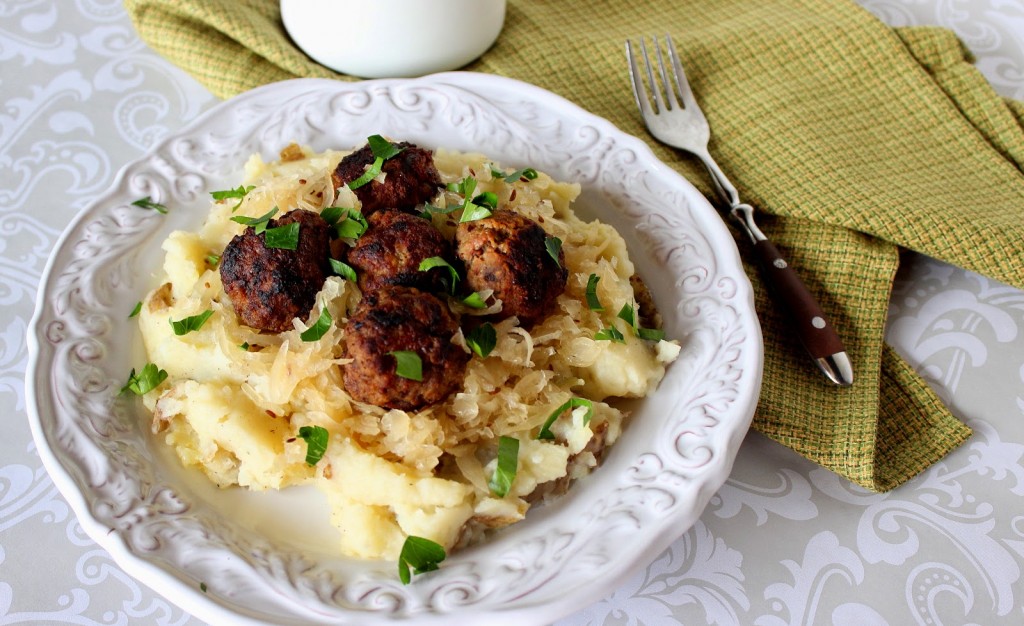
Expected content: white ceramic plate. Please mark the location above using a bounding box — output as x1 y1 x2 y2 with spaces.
26 74 762 625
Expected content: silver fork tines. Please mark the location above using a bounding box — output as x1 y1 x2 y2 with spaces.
626 35 855 387
634 37 688 116
627 36 726 204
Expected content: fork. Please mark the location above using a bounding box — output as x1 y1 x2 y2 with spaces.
626 35 853 387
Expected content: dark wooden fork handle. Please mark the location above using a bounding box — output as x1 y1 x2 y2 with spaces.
752 238 852 385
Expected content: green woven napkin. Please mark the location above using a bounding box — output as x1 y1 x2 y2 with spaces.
123 0 1024 491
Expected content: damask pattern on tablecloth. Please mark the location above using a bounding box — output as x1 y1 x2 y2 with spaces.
861 0 1024 100
4 1 1024 624
1 1 211 624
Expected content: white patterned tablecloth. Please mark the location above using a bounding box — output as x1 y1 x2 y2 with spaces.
3 1 1023 624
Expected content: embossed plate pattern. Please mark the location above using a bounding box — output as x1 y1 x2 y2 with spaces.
26 74 762 625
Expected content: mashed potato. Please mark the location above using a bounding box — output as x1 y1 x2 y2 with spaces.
138 143 679 561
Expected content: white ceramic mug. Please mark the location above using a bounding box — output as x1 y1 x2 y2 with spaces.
281 0 507 78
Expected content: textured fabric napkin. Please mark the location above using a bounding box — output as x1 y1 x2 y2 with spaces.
123 0 1024 492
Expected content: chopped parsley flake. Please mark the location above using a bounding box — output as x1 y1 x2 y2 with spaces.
334 209 368 239
465 323 496 358
418 256 459 294
420 202 459 216
210 184 255 211
537 397 594 440
329 258 357 282
504 167 539 183
320 206 345 225
449 177 493 223
131 196 167 214
639 327 666 341
169 310 214 336
348 156 383 190
544 236 562 267
264 221 300 250
447 177 475 196
230 207 277 234
128 301 142 318
459 202 493 223
585 274 603 311
490 166 539 183
239 342 250 351
347 136 404 190
200 582 207 593
206 253 220 267
617 303 637 328
617 303 666 342
389 350 423 381
120 363 168 396
367 134 404 160
398 536 446 585
472 191 498 209
488 436 519 498
300 307 332 342
594 326 625 343
297 425 329 465
460 292 487 309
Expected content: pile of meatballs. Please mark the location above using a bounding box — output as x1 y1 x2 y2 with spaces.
219 141 568 412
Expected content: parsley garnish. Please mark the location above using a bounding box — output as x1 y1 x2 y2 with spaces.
490 166 539 183
420 202 459 216
389 350 423 381
128 301 142 318
617 303 666 342
210 184 255 211
367 134 403 160
230 207 277 234
418 256 459 294
348 157 383 190
465 323 496 358
320 206 345 225
264 221 300 250
131 196 167 214
585 274 603 311
239 342 250 351
347 135 404 190
329 258 357 282
537 397 593 440
460 292 487 309
120 363 168 396
594 326 625 343
297 425 329 465
300 307 332 341
473 191 498 209
206 253 220 267
169 310 214 336
544 236 562 267
200 582 207 593
616 303 637 328
639 327 666 341
488 436 519 498
398 536 446 585
334 209 368 239
503 167 539 183
460 202 493 223
449 177 493 223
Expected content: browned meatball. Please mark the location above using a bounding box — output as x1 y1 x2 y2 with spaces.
342 286 469 410
331 141 442 216
455 210 568 327
220 209 332 333
344 209 452 294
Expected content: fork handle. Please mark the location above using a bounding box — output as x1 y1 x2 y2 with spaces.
751 238 853 386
